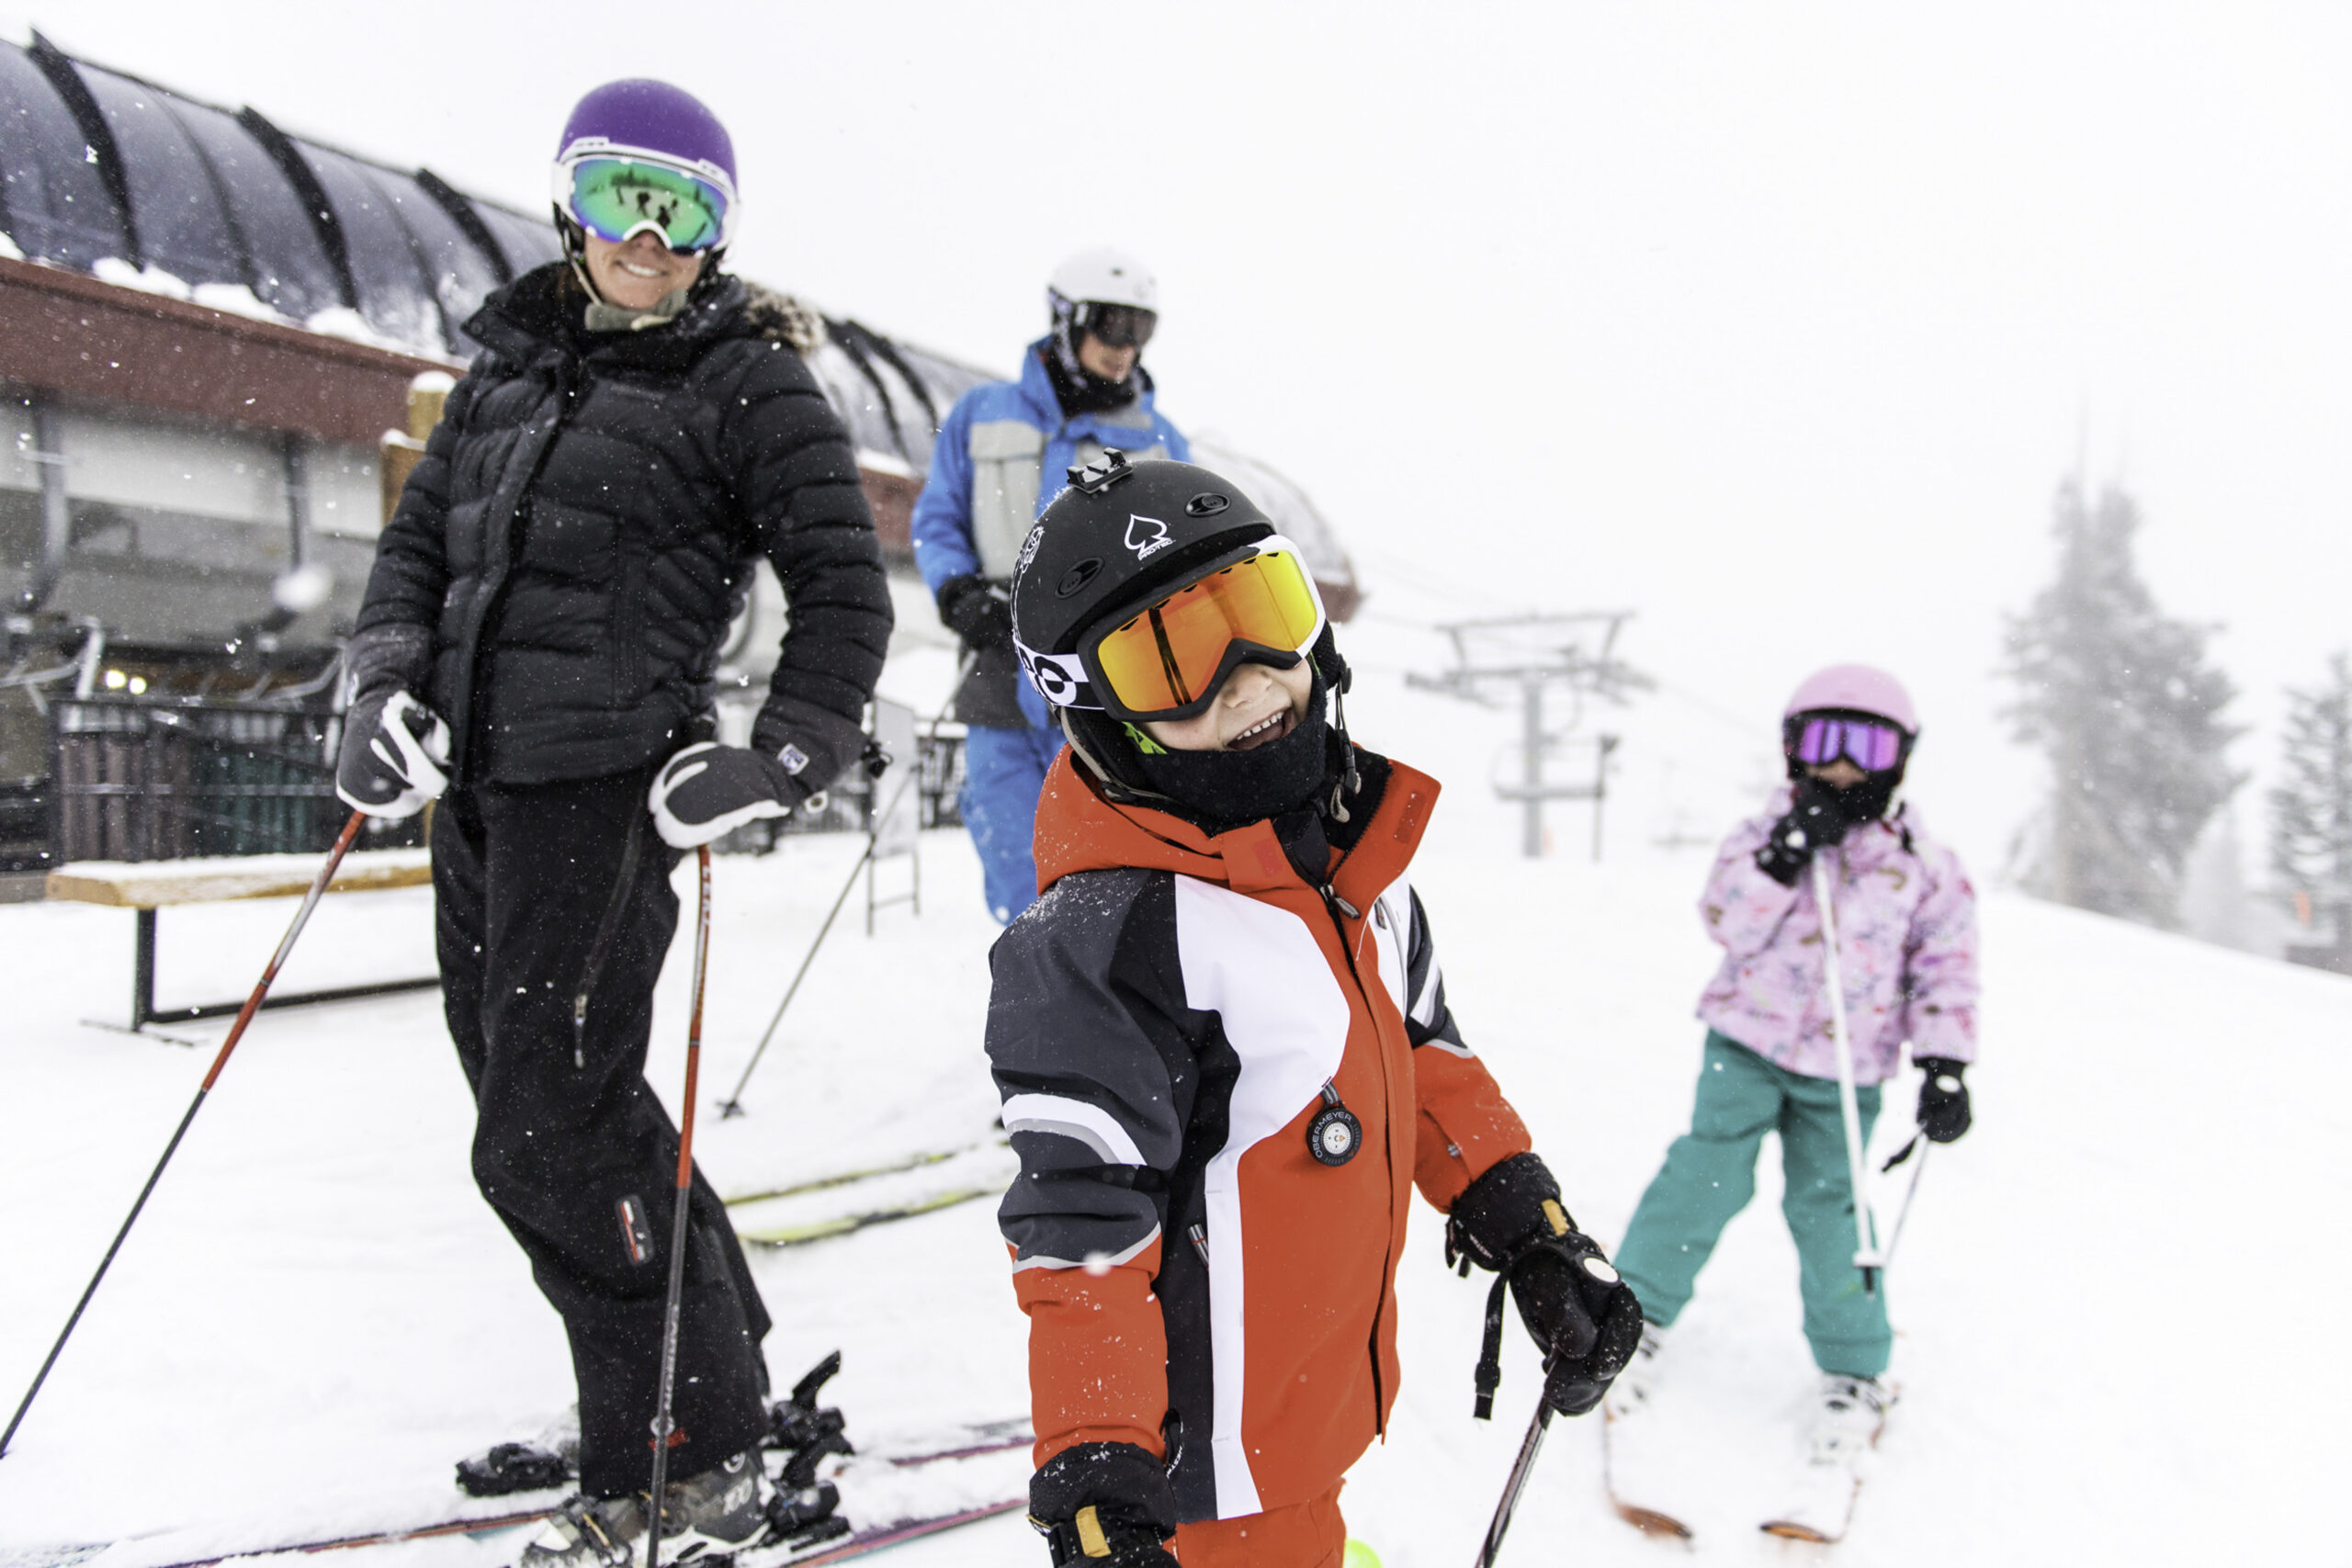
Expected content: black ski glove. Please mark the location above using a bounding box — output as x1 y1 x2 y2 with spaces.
334 686 450 819
1446 1152 1645 1419
1754 776 1858 886
937 574 1013 651
1027 1442 1179 1567
648 741 818 850
1915 1056 1972 1143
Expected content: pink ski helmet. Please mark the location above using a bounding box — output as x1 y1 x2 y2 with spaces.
1781 664 1918 783
1783 663 1917 733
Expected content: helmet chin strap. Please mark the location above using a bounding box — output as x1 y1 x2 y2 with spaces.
570 254 607 306
1057 709 1181 812
554 211 609 304
1316 632 1362 823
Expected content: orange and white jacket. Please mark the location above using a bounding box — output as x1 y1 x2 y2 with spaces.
985 747 1532 1524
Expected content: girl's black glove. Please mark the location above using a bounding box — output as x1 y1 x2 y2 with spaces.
1446 1153 1646 1418
1754 776 1856 886
1916 1057 1972 1143
1028 1442 1179 1566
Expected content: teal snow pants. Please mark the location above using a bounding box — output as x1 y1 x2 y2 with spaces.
1613 1032 1892 1378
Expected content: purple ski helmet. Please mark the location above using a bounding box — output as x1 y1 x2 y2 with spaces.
550 80 739 254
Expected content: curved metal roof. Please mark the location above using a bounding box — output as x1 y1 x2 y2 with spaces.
0 35 1356 602
0 32 558 357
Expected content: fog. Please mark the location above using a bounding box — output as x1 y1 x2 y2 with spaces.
27 0 2351 874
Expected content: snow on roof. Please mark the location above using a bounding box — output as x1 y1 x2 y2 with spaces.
0 33 559 358
0 34 1351 588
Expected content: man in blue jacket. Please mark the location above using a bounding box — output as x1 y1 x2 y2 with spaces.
910 247 1189 922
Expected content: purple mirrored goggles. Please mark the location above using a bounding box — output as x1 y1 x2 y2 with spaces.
1791 714 1907 772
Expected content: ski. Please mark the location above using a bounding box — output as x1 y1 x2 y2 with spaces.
1759 1474 1860 1543
719 1136 1009 1207
1600 1412 1694 1540
1759 1452 1866 1543
1760 1378 1890 1543
17 1421 1033 1568
734 1185 1003 1247
755 1497 1025 1566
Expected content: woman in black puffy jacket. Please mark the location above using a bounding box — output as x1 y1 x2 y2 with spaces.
334 79 889 1565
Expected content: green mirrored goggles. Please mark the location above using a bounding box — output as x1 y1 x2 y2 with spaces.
563 156 729 254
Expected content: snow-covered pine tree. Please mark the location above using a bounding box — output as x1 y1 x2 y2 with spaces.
2003 479 2241 928
2267 651 2352 964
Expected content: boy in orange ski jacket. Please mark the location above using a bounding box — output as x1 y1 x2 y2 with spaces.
986 454 1643 1566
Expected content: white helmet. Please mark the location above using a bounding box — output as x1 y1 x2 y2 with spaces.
1047 246 1158 316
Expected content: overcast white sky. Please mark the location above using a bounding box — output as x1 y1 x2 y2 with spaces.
22 1 2352 874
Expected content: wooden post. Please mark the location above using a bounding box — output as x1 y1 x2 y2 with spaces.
378 371 456 526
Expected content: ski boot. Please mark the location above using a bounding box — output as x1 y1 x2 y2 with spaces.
514 1450 769 1568
1805 1372 1889 1463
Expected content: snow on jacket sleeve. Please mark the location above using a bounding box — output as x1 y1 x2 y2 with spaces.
725 346 895 792
987 870 1191 1466
1902 837 1981 1065
1398 890 1534 1213
1698 801 1804 959
909 390 982 593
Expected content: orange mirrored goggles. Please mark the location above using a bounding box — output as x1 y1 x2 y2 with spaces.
1082 537 1327 722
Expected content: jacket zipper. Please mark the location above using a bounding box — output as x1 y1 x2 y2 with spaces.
1313 877 1396 1438
453 363 582 779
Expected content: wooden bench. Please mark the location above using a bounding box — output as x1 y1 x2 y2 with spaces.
46 848 438 1030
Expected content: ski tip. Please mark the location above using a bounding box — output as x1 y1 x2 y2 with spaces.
1613 1503 1693 1540
1760 1520 1838 1543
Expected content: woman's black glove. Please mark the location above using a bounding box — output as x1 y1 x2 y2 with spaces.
648 741 815 849
1446 1152 1645 1418
1754 776 1858 886
1916 1057 1972 1143
1027 1442 1179 1566
936 574 1013 652
334 687 449 819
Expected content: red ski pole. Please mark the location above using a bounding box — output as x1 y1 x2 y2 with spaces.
1 808 368 1458
645 844 713 1564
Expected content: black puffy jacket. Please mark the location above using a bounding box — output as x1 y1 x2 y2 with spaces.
352 264 892 789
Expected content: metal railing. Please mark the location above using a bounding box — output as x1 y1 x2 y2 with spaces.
40 696 964 868
47 695 418 863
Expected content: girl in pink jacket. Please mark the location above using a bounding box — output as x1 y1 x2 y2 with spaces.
1610 665 1978 1467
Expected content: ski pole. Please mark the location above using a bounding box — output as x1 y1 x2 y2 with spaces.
645 844 714 1567
1876 1137 1932 1270
717 661 970 1119
1471 1395 1553 1566
1 808 368 1459
1811 851 1883 1293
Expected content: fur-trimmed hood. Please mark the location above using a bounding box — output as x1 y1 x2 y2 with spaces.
743 284 827 356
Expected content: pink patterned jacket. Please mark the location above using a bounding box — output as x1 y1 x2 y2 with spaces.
1695 787 1978 1085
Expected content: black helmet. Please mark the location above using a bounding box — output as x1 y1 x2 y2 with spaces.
1011 450 1278 682
1012 450 1359 823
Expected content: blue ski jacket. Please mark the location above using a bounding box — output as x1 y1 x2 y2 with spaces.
910 342 1188 728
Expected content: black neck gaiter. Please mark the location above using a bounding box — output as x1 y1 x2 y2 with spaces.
1125 671 1335 837
1043 337 1141 417
1819 770 1902 824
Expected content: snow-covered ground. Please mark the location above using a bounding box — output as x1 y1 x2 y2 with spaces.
3 689 2347 1566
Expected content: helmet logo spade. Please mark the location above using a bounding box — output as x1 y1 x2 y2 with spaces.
1125 513 1171 561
